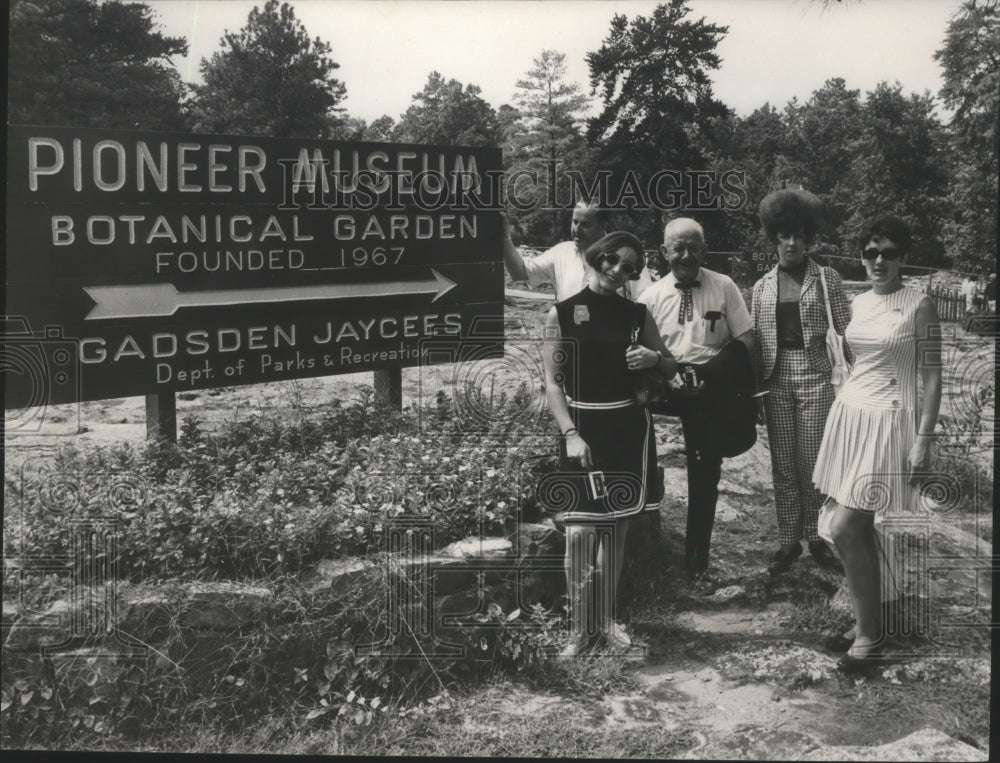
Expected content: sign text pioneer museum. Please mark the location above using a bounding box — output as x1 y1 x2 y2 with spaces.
5 125 504 406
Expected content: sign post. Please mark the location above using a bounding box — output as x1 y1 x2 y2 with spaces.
373 367 402 410
4 126 504 431
145 392 177 442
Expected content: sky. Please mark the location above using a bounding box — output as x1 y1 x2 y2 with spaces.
143 0 965 123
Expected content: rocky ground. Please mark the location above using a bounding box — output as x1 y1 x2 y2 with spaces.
3 285 993 760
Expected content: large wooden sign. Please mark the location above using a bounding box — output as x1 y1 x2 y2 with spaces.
5 125 504 407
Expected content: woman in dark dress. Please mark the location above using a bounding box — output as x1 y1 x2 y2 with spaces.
541 231 676 658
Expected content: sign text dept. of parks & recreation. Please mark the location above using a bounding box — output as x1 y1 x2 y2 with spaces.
5 126 504 406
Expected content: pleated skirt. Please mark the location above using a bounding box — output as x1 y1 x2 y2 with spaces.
812 398 918 514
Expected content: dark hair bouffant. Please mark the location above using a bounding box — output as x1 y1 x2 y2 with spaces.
758 189 824 244
859 215 912 256
583 231 647 273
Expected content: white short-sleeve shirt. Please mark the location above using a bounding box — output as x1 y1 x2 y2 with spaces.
638 267 752 364
523 240 636 301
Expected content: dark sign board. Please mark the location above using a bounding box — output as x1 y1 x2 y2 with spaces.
5 125 504 407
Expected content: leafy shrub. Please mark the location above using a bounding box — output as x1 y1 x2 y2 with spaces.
3 385 555 581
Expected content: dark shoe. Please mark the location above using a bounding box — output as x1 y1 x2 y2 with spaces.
808 540 844 574
767 543 802 575
837 648 887 674
684 548 709 579
824 632 854 653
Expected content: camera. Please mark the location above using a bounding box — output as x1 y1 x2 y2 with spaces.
678 363 700 390
586 471 607 501
2 317 81 435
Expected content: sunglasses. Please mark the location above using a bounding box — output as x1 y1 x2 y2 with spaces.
862 247 903 261
599 251 641 280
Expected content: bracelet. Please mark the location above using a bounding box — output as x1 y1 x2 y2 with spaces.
562 428 578 438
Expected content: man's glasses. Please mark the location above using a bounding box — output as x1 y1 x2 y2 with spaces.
862 247 903 261
599 251 641 280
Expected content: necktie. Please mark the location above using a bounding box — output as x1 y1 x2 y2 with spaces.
675 280 700 324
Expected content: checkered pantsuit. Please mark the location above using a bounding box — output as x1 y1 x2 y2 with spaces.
764 349 835 545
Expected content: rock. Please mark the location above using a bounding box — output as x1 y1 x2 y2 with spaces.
301 557 382 598
802 727 987 761
5 598 74 651
714 642 837 688
684 726 818 760
166 631 236 684
117 587 175 643
509 522 565 558
180 582 271 631
707 585 745 603
438 537 513 559
718 478 756 496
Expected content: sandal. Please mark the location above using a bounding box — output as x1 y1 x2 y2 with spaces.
837 643 887 674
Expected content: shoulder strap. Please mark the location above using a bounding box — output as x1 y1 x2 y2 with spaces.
631 302 644 344
818 266 835 329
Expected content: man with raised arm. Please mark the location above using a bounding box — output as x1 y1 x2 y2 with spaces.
501 200 641 300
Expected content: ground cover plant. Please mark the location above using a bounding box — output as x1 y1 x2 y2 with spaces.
4 383 555 583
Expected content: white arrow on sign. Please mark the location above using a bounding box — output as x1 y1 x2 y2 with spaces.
82 269 458 320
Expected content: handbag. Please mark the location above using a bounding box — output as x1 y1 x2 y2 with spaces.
629 304 667 407
818 266 851 393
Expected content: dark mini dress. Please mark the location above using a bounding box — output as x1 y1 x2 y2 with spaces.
538 287 663 524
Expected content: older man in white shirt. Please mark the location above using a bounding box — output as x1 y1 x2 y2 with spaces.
638 218 754 577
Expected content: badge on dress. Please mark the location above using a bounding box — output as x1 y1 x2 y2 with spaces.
573 304 590 324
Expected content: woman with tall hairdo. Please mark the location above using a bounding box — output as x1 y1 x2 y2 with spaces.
813 216 942 671
541 231 675 658
751 189 851 575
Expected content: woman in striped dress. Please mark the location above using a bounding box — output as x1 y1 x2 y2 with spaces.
812 216 942 671
541 231 676 658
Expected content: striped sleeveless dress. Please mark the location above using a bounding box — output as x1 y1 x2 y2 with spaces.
812 287 925 514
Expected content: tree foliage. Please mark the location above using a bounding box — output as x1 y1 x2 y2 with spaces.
395 72 502 146
331 115 396 142
8 0 188 130
935 0 1000 156
586 0 729 170
188 0 347 138
934 0 999 272
845 83 950 265
513 50 590 160
584 0 730 244
508 50 593 244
